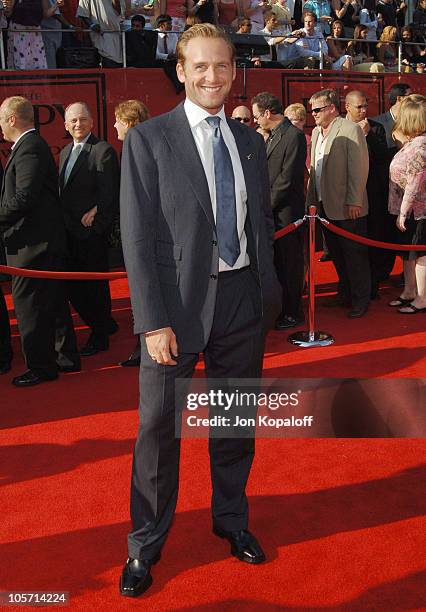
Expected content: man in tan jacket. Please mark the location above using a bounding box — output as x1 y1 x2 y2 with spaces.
306 88 371 318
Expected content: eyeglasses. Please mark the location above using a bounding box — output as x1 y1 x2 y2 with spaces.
311 104 330 114
234 117 250 123
253 112 264 121
351 103 368 109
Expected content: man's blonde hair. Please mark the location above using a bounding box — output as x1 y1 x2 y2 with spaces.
1 96 34 125
284 103 306 122
176 23 235 67
393 94 426 139
115 99 150 127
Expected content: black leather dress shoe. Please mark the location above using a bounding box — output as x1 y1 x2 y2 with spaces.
12 370 57 387
119 554 160 598
275 315 304 330
119 355 141 367
0 362 12 375
348 305 369 318
80 338 109 357
213 527 266 564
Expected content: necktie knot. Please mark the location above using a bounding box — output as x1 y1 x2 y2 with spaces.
205 116 221 131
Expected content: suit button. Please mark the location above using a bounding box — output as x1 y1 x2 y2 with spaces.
212 240 217 246
210 274 217 280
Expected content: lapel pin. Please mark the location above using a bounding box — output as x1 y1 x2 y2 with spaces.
247 153 253 160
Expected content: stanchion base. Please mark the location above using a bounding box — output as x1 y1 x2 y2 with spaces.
288 330 334 348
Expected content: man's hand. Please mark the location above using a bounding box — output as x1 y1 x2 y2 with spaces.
347 205 361 220
145 327 178 366
81 205 97 227
358 118 370 136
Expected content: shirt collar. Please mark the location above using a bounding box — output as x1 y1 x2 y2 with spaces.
184 97 227 129
73 132 91 148
11 128 36 150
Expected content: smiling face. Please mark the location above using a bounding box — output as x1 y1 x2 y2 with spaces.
176 36 236 115
64 103 93 142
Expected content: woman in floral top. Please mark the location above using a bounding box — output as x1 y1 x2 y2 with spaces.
388 94 426 314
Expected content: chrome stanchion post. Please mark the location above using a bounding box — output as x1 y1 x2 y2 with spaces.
288 205 334 348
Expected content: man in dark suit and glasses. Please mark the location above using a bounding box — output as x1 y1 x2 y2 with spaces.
0 96 80 386
59 102 120 357
119 24 281 597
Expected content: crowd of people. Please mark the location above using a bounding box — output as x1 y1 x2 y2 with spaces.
0 74 425 383
0 0 424 70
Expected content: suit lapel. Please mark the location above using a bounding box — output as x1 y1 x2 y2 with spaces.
163 104 215 230
322 117 343 163
266 129 282 158
266 118 290 158
59 142 73 191
227 118 260 233
61 134 96 190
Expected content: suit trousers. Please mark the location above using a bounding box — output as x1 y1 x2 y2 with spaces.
322 214 371 309
12 275 78 378
274 227 305 319
67 231 113 339
128 267 265 560
0 284 12 366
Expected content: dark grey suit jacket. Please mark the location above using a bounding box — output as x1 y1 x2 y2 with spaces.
59 134 120 241
266 117 307 228
0 131 66 269
120 102 280 353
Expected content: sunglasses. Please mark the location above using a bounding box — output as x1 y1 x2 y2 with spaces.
351 103 368 109
234 117 250 123
311 104 331 114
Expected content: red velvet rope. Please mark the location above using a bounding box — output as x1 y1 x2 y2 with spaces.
0 220 306 280
0 265 128 280
320 218 426 252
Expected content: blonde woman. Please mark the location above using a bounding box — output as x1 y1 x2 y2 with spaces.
376 25 398 71
388 95 426 314
114 100 151 367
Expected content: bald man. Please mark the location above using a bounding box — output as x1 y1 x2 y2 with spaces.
0 96 79 386
59 102 120 357
231 105 252 126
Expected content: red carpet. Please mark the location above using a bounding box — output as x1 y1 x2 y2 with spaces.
1 259 426 610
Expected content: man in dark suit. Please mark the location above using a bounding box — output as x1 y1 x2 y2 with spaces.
0 160 13 375
125 15 158 67
59 102 120 356
252 91 307 329
0 96 80 386
372 83 413 285
119 24 280 598
345 90 392 298
373 82 412 151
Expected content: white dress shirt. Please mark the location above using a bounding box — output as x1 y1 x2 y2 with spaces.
184 97 249 272
156 31 178 60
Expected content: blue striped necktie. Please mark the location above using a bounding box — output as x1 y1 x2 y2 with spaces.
205 116 240 267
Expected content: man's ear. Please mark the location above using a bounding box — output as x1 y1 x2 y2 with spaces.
176 62 185 84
